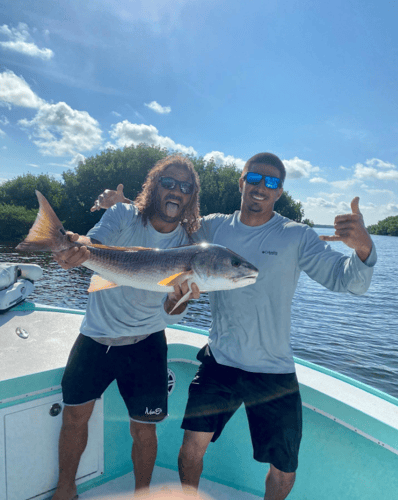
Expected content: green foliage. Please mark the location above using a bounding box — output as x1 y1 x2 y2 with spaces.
0 204 37 244
0 144 309 242
0 173 65 210
302 218 315 227
192 157 241 215
274 192 304 222
368 216 398 236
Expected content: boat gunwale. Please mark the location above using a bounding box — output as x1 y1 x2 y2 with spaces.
7 300 398 407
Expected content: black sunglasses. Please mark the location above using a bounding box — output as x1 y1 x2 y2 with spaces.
159 176 194 195
244 172 281 189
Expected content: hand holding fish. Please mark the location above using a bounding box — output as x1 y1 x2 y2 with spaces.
90 184 130 212
164 281 200 315
53 232 91 270
319 197 373 262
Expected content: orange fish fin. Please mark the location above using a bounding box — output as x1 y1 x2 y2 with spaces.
16 190 66 252
158 271 193 287
88 275 119 293
90 244 152 252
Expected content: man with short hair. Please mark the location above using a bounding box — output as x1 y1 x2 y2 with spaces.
93 152 376 500
51 155 201 500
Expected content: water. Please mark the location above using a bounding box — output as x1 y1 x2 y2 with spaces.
1 228 397 398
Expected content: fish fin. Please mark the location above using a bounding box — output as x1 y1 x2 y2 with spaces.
158 271 193 287
16 191 67 252
170 289 193 313
88 275 119 293
90 244 152 252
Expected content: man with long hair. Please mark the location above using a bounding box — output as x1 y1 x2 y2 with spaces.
50 155 200 500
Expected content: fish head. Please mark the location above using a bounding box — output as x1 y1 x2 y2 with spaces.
191 243 259 291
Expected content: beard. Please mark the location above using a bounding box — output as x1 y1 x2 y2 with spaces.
153 191 186 224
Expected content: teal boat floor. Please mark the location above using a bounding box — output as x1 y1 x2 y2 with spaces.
78 465 262 499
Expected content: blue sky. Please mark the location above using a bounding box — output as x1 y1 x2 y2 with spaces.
0 0 397 225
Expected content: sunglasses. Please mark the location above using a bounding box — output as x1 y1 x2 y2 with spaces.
243 172 281 189
158 176 194 195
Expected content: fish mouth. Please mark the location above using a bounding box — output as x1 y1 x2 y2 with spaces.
233 274 258 283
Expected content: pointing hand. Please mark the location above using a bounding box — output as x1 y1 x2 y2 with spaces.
319 197 373 261
91 184 129 212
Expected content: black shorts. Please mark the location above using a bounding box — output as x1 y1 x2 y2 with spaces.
62 332 168 423
181 345 302 473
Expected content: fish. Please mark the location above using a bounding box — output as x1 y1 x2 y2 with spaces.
16 191 259 310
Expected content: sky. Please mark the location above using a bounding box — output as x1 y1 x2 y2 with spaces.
0 0 397 225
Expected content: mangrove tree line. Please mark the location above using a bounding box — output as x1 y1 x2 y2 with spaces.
0 144 306 243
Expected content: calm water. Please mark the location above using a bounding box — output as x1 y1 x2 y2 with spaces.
1 228 397 398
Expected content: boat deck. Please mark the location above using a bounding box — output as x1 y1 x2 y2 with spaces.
78 466 261 499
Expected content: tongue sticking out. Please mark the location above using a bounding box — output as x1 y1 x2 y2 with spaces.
165 202 179 217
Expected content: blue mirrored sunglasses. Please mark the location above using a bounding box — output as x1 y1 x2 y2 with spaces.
244 172 281 189
159 176 194 195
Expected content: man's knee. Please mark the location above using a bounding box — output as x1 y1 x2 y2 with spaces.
269 464 296 489
62 401 95 428
130 421 157 445
179 430 213 464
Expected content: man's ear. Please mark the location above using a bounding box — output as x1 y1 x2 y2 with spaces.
239 177 244 193
276 188 284 201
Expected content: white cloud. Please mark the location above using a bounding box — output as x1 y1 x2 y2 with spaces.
108 120 197 155
203 151 245 169
282 157 320 179
70 153 86 167
354 161 398 181
19 102 102 156
0 23 53 60
330 178 359 189
303 197 342 210
0 70 45 108
365 158 396 169
0 116 9 126
385 203 398 214
112 111 122 117
365 188 394 196
144 101 171 114
309 177 328 184
0 128 5 138
27 163 39 168
0 177 9 185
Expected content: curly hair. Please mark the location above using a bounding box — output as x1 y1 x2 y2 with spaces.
134 155 201 235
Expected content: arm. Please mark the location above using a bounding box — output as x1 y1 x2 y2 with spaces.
90 184 132 211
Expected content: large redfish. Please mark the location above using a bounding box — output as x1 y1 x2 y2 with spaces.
16 191 258 309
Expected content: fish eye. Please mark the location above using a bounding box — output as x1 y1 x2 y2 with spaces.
231 259 241 268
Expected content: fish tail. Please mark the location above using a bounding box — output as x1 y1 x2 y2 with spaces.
16 191 69 252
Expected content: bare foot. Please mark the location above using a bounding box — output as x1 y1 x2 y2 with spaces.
51 485 78 500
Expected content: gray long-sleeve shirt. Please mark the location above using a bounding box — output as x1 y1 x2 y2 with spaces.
192 211 377 374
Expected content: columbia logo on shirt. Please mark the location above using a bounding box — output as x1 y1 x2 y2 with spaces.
262 250 278 255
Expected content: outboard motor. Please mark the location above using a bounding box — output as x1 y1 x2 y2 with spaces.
0 263 43 311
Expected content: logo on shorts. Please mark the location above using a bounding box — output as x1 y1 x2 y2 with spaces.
145 407 162 416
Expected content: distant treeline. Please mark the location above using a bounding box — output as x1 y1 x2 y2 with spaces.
367 216 398 236
0 144 311 244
